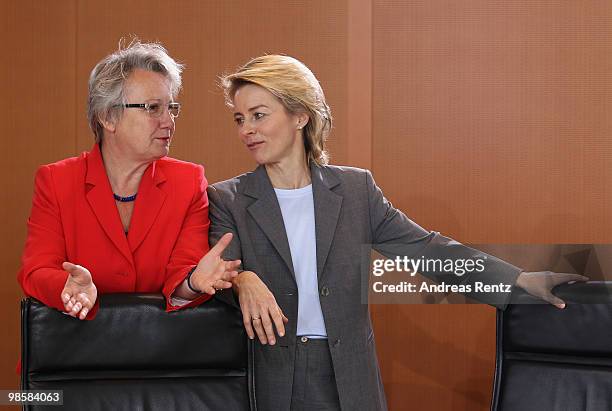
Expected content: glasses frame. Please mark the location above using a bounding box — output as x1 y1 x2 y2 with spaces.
118 101 181 118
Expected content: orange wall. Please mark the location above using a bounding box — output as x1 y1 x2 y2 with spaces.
2 1 611 410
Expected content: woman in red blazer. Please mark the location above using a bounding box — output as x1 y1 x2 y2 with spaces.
18 41 238 320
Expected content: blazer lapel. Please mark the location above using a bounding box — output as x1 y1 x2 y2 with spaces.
244 166 296 280
128 161 166 252
85 144 134 267
311 164 343 283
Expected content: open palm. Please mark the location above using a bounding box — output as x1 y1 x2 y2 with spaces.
190 233 240 294
61 262 98 320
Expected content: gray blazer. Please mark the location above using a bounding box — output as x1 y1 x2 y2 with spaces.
207 164 521 411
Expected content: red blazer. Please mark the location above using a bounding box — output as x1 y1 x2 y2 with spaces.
18 144 212 317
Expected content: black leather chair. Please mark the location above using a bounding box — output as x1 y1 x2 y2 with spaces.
21 294 256 411
491 283 612 411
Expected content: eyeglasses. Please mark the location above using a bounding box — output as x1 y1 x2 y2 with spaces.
118 101 181 118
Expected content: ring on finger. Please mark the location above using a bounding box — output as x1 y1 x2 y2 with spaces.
252 316 261 321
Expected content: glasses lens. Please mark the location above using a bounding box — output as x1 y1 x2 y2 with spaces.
169 103 180 118
145 103 163 117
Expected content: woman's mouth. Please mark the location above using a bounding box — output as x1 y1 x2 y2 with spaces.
247 141 264 150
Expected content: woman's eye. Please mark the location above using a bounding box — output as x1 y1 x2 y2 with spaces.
234 117 244 125
146 103 161 116
253 112 265 120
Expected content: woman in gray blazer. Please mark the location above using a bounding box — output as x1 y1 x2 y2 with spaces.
206 55 586 411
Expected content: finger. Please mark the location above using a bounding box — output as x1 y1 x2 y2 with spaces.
63 294 72 311
62 261 77 272
79 307 89 320
544 293 566 309
62 262 84 277
208 233 234 258
242 312 255 340
252 316 268 345
72 302 82 313
218 269 239 282
72 306 83 318
270 307 286 337
215 280 234 289
62 293 71 304
260 311 276 345
225 260 242 271
65 305 77 317
197 280 216 295
77 294 92 309
554 274 589 284
203 286 216 295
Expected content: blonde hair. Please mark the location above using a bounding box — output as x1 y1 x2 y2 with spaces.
88 39 183 142
221 55 332 166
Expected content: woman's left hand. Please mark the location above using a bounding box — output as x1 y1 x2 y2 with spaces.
515 271 589 308
190 233 241 294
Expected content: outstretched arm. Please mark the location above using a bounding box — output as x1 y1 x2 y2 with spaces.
365 169 587 309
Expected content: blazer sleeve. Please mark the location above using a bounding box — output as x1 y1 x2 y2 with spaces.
207 184 242 308
365 169 522 309
163 164 213 311
207 185 243 262
18 165 71 313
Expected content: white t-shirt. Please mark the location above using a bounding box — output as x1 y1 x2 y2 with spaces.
274 185 327 338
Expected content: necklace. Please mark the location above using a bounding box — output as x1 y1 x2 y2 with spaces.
113 193 137 202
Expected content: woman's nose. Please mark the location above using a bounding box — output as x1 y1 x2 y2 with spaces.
159 107 175 128
240 121 255 136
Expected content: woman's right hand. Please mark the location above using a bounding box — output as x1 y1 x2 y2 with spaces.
61 262 98 320
235 270 288 345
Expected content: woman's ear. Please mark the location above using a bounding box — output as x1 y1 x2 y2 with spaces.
296 113 310 130
99 114 116 134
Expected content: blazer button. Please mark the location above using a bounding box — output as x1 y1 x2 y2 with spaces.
320 286 330 297
333 338 341 347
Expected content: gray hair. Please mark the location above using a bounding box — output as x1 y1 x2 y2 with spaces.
87 40 184 142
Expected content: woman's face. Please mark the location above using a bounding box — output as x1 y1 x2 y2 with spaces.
232 83 306 166
107 69 176 162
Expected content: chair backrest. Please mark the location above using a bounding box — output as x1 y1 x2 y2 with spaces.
21 294 256 411
491 283 612 411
